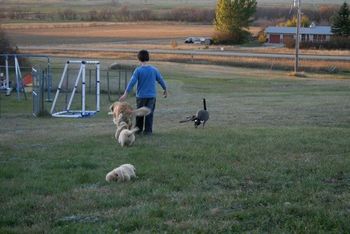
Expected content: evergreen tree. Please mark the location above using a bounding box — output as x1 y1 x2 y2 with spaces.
331 2 350 37
214 0 257 43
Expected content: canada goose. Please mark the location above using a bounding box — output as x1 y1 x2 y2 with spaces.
180 98 209 128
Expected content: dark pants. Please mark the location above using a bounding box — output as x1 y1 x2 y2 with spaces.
136 98 156 134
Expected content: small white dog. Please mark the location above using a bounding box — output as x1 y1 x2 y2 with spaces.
115 120 128 140
105 164 136 182
118 127 139 147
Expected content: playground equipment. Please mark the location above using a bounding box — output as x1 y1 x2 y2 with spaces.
0 54 52 101
0 55 25 98
50 60 100 118
0 55 134 118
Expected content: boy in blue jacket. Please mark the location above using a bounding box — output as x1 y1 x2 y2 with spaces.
119 50 167 135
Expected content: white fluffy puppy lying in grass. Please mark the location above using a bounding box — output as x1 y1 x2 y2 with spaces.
105 164 136 182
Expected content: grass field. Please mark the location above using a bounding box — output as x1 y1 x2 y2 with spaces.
1 62 350 233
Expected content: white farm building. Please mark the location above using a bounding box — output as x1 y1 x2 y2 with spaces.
265 25 333 44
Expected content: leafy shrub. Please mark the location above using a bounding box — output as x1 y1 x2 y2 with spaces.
284 37 295 49
0 30 12 53
0 29 17 66
257 32 267 44
213 31 251 45
170 40 178 49
300 36 350 50
163 8 214 22
0 29 29 66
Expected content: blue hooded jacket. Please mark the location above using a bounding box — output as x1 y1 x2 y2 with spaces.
126 65 166 98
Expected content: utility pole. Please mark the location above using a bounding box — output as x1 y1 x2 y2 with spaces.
294 0 301 73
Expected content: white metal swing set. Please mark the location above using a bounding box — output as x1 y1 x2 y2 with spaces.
0 56 25 97
50 60 100 118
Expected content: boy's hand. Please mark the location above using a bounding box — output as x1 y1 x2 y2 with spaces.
119 93 127 101
163 90 167 98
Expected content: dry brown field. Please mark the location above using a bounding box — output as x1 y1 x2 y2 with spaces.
3 22 350 72
5 22 216 45
5 22 348 55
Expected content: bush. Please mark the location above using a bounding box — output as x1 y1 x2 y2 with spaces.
257 31 267 44
0 29 17 66
0 30 12 54
170 40 178 49
0 29 29 67
284 36 350 50
284 37 295 49
213 31 251 45
163 8 214 22
300 37 350 50
58 9 77 20
328 36 350 49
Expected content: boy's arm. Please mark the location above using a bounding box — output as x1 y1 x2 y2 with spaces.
119 70 138 101
156 70 167 98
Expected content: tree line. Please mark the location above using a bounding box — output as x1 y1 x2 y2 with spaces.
0 5 340 24
0 7 214 23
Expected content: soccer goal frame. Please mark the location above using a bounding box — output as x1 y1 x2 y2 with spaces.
50 60 100 118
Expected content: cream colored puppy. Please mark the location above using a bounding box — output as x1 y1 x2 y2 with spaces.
115 120 128 141
114 113 139 147
118 127 139 147
105 164 136 182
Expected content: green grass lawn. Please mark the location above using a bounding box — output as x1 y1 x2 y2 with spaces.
1 63 350 233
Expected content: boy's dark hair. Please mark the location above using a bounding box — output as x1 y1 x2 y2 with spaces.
137 50 149 62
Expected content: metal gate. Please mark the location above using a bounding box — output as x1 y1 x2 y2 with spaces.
32 67 49 117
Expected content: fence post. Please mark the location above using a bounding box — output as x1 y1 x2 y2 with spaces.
40 70 45 114
107 70 112 102
0 87 2 118
118 69 121 94
65 68 69 108
96 62 100 112
124 70 127 90
5 56 9 90
89 69 92 94
47 60 52 102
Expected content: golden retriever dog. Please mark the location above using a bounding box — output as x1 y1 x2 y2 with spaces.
108 101 151 128
105 164 136 182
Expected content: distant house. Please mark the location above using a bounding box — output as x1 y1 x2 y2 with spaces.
265 24 333 44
